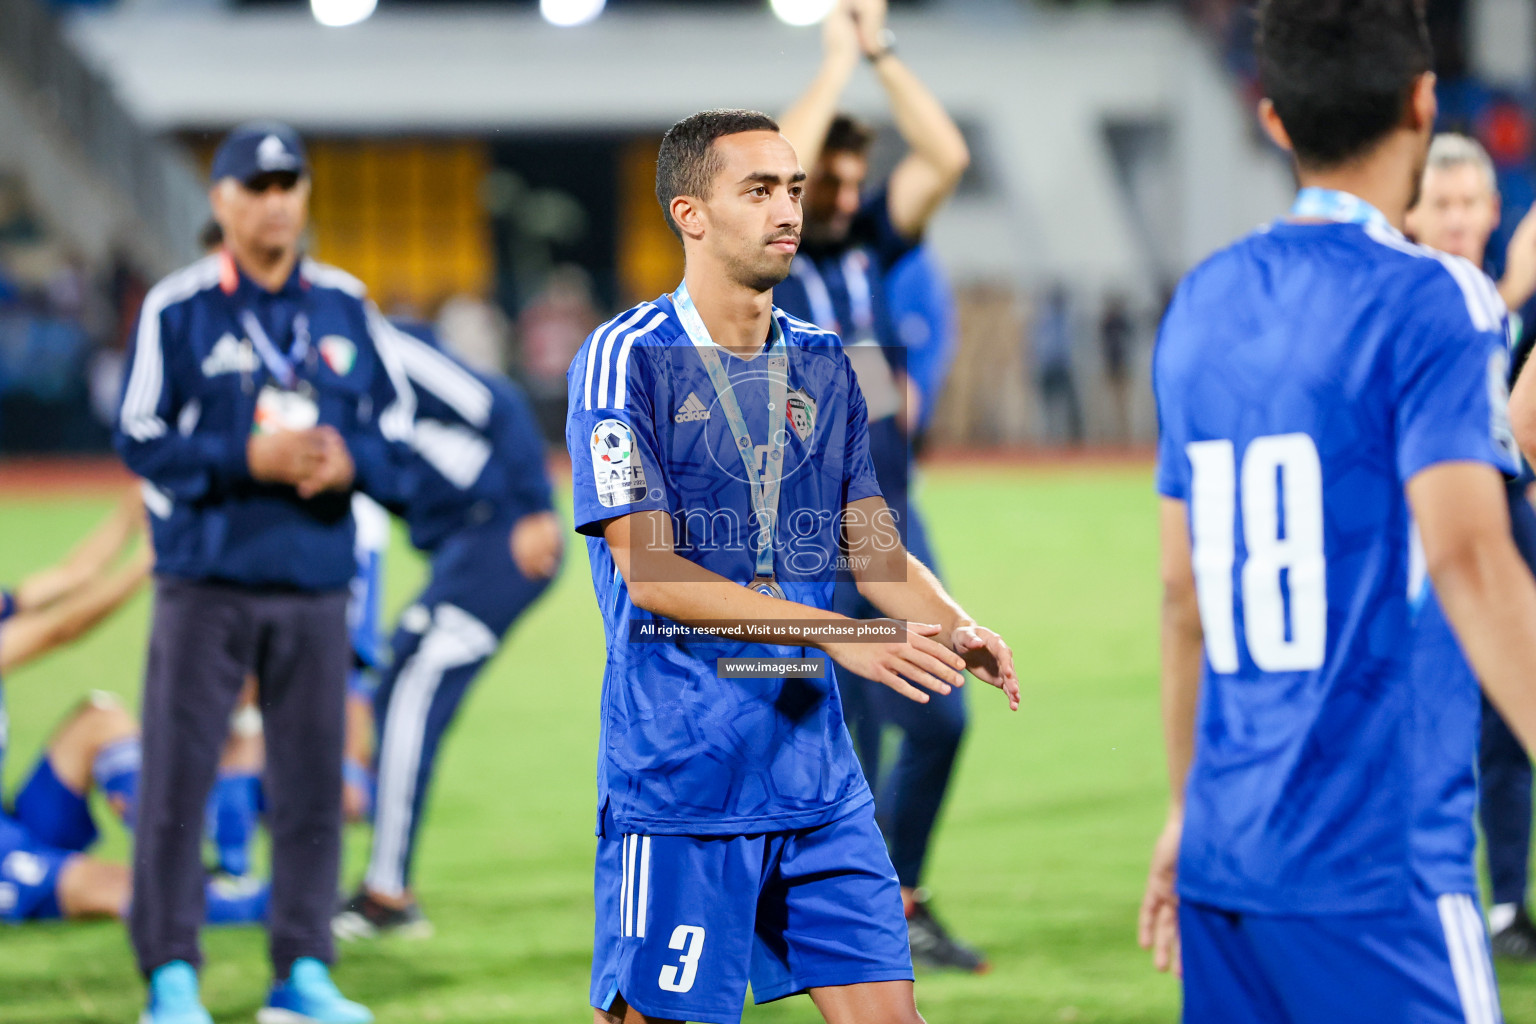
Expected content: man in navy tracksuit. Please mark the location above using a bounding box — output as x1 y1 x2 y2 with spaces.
114 123 414 1024
331 320 562 939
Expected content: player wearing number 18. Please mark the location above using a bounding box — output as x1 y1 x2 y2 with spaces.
565 110 1019 1024
1140 2 1536 1021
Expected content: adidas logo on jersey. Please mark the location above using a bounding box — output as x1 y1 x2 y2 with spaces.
201 333 259 377
674 392 711 423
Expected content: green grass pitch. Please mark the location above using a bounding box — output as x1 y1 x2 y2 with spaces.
3 465 1536 1022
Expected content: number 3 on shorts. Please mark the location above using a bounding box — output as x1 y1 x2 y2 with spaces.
658 925 706 993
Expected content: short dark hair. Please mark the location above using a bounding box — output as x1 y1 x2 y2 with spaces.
1256 0 1432 170
656 109 781 240
823 114 874 158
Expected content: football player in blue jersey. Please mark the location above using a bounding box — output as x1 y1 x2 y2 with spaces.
567 109 1018 1024
1408 134 1536 961
0 494 267 927
1142 2 1536 1020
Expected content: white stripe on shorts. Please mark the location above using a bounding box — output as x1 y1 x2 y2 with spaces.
1438 893 1502 1024
636 836 651 939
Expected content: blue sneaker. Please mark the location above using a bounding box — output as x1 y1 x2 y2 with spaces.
257 958 373 1024
139 961 213 1024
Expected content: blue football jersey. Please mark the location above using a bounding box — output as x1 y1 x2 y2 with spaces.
1155 216 1519 914
565 296 882 836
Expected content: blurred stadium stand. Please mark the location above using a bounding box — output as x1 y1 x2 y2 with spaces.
0 0 1530 453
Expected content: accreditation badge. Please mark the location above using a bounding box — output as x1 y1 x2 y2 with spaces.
252 381 320 435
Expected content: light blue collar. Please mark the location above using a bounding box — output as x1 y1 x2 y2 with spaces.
1289 188 1392 231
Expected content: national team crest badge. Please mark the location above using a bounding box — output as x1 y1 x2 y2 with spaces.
787 388 817 443
320 336 357 376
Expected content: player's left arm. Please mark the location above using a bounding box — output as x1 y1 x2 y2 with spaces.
852 0 971 239
845 495 1019 708
1137 497 1202 978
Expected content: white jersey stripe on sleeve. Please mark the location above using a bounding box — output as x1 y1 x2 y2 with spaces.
612 312 667 411
1366 224 1502 334
599 304 656 411
119 258 221 442
585 306 651 411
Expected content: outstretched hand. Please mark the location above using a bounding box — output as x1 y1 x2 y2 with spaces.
824 620 965 704
950 624 1020 710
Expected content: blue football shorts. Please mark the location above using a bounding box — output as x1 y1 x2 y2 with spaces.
590 800 913 1024
1181 881 1501 1024
0 756 98 921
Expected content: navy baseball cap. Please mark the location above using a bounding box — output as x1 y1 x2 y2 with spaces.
210 122 308 186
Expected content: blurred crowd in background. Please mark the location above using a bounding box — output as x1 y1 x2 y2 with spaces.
0 0 1531 456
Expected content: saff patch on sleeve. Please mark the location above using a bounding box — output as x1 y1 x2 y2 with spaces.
591 418 649 508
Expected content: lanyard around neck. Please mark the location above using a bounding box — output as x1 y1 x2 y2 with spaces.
240 309 311 391
1289 188 1392 231
672 282 789 581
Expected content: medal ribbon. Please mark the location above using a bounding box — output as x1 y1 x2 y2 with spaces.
672 282 788 582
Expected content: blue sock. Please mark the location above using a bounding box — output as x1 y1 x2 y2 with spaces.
92 737 140 829
204 873 269 925
206 773 262 878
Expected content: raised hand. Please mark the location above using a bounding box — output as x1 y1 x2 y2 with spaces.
847 0 889 56
822 0 861 67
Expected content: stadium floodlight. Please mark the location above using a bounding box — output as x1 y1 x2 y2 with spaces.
311 0 376 27
769 0 836 27
540 0 605 27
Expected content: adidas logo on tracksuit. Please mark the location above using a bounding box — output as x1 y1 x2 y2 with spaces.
674 392 711 423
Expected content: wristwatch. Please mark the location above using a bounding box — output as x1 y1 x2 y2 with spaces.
865 28 896 62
